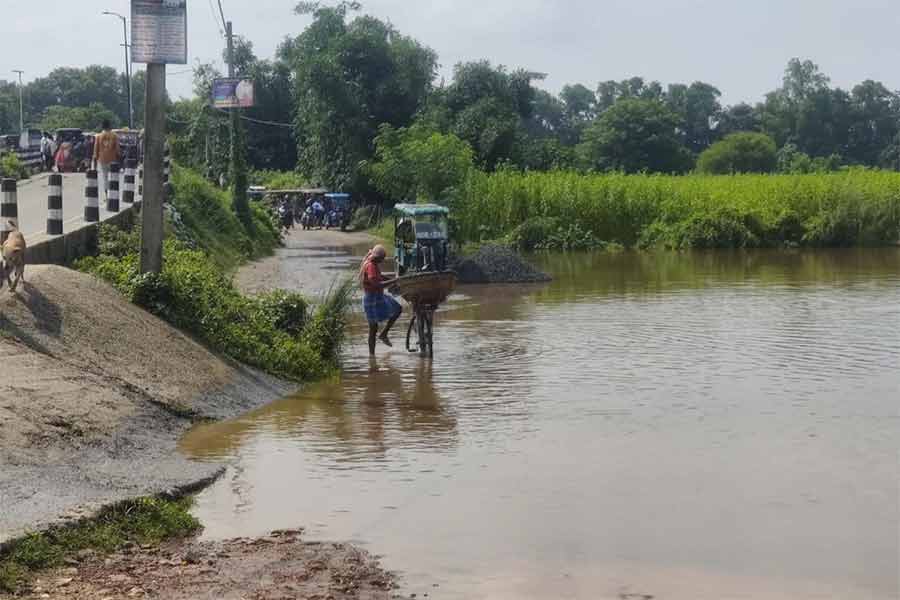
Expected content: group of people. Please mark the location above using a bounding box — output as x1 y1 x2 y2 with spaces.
276 195 345 232
277 195 322 231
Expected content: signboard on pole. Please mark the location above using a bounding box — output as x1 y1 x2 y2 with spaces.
131 1 188 64
212 78 255 109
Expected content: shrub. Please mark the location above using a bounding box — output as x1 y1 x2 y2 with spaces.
697 132 777 174
351 205 379 230
250 169 309 190
0 153 29 180
506 217 561 250
77 235 351 382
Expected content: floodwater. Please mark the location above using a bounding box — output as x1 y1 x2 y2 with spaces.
180 248 900 600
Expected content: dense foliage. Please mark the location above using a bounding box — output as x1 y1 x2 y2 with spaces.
366 124 474 203
454 170 900 249
168 167 279 271
0 66 145 132
0 153 30 180
76 167 353 382
284 2 438 190
697 133 778 174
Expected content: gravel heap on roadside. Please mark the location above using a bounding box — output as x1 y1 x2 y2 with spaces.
452 244 551 284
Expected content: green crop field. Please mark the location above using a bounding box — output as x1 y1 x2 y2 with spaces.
453 169 900 249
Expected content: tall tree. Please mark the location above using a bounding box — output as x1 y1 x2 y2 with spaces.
577 98 693 173
559 83 596 145
847 80 900 166
666 82 722 153
716 103 761 137
286 3 437 189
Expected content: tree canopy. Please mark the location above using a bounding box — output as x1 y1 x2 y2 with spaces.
697 132 777 174
578 99 694 174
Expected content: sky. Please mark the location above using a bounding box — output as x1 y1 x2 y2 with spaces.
2 0 900 105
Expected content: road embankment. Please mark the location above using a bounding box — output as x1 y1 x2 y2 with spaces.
0 265 292 545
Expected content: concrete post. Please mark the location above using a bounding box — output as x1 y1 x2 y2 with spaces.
85 170 99 222
47 173 63 235
140 63 165 275
123 159 137 204
163 147 171 184
107 163 121 213
1 178 18 244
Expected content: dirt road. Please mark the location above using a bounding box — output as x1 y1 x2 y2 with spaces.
234 228 375 296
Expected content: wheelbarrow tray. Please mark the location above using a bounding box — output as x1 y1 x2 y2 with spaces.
393 271 457 307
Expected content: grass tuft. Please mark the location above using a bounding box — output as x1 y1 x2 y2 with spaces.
0 497 199 593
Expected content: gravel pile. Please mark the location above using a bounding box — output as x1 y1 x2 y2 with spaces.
452 244 551 284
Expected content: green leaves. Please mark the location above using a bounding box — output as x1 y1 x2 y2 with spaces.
577 99 694 174
287 7 437 189
367 123 474 203
697 133 778 175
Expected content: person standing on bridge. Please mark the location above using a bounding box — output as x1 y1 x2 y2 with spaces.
92 120 120 200
360 244 402 355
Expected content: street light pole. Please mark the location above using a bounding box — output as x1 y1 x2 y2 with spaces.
12 70 24 134
102 11 134 129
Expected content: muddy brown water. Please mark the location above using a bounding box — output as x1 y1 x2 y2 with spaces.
180 248 900 600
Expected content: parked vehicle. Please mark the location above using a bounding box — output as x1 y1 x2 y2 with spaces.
113 128 141 163
393 203 451 275
391 203 457 358
324 193 352 231
19 129 42 151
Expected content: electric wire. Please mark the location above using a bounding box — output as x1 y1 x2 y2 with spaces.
207 0 225 35
216 0 228 30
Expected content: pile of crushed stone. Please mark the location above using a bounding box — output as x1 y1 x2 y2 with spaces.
451 244 551 284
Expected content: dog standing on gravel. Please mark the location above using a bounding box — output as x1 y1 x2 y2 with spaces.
1 221 26 292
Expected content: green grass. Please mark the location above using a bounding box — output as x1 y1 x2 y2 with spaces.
170 166 280 273
0 497 199 593
452 169 900 249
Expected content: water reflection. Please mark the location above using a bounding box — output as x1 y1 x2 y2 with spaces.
184 248 900 600
180 356 458 462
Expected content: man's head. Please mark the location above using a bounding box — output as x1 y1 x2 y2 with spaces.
371 244 387 263
102 119 112 131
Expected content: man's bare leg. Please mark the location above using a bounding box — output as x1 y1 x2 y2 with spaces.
368 322 379 355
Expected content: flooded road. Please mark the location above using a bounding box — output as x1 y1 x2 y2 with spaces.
181 246 900 599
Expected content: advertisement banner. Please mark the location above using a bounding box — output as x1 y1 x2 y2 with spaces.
212 78 255 109
131 0 188 64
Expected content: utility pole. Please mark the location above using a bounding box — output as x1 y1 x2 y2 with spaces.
140 64 165 274
224 21 250 225
103 11 134 129
12 70 24 134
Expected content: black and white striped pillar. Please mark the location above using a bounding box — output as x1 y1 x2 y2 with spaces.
1 178 17 244
107 163 121 213
47 173 63 235
138 164 144 199
123 159 137 204
163 147 171 183
84 170 100 223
